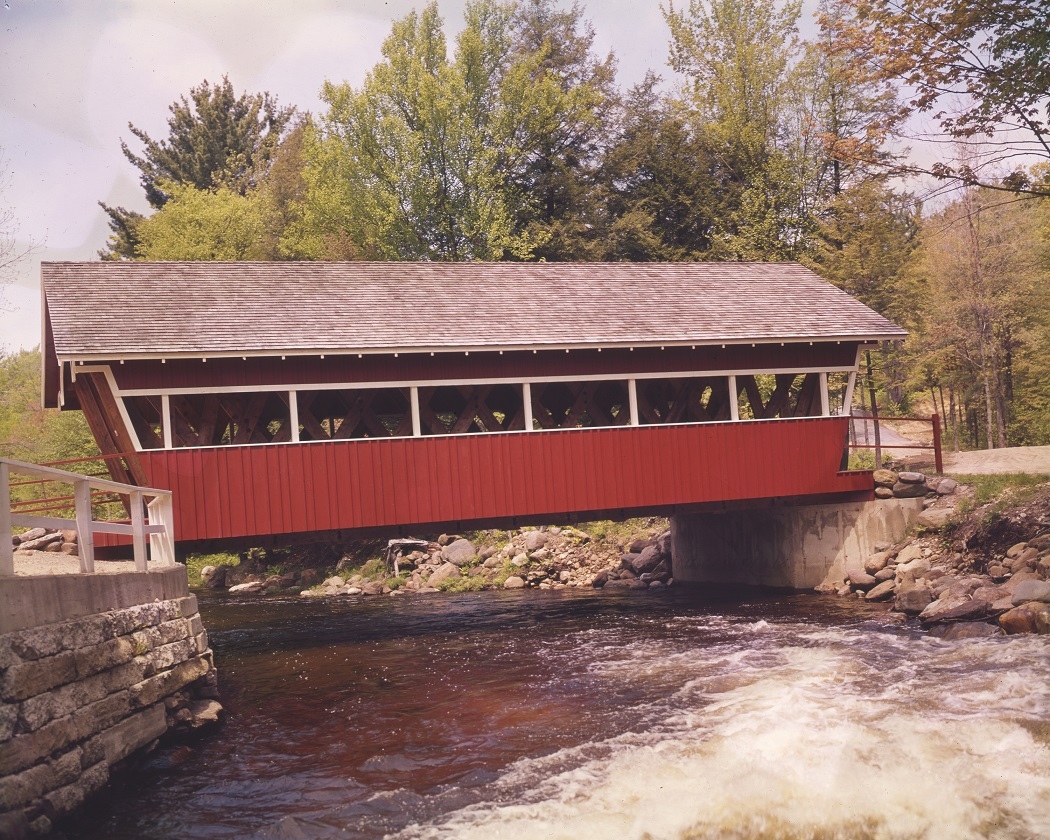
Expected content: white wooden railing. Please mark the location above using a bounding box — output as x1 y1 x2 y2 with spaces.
0 457 175 576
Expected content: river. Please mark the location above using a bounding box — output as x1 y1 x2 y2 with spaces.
62 588 1050 840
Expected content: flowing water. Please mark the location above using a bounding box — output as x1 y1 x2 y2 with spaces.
63 588 1050 840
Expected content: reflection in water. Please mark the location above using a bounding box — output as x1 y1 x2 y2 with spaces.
64 589 1050 840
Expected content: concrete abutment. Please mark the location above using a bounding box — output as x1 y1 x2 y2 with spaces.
671 498 924 589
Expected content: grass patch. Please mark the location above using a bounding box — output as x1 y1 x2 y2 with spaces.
437 574 488 593
183 551 240 587
847 450 878 471
579 517 665 546
954 473 1049 507
491 560 520 588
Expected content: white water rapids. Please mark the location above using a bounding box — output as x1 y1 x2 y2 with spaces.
394 617 1050 840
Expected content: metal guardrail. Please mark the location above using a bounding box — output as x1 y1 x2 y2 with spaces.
0 457 175 576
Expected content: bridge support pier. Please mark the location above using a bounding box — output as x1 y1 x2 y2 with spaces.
670 498 924 590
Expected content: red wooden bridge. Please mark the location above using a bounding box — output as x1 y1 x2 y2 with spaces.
41 261 905 552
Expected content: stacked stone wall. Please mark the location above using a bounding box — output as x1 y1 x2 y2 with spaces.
0 591 217 837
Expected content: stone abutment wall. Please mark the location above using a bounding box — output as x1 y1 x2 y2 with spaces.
0 567 219 837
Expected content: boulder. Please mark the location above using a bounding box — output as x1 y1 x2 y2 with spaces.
631 545 663 575
1006 542 1028 559
895 544 923 565
999 602 1050 634
934 622 1003 641
916 508 953 530
620 553 640 570
1028 534 1050 551
844 555 877 588
918 595 989 624
896 556 931 578
503 576 525 589
898 471 927 484
1011 579 1050 605
590 571 609 588
627 538 649 554
524 531 547 552
229 581 264 593
874 567 896 582
19 531 62 551
299 568 324 587
872 469 899 488
511 553 529 567
865 579 897 601
427 563 461 588
935 477 958 495
323 576 345 588
892 481 928 498
204 566 229 590
894 584 933 615
442 538 476 566
864 551 892 575
874 487 895 499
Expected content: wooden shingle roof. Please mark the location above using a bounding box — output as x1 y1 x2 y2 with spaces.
42 261 905 360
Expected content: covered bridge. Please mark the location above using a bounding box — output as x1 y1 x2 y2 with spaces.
41 261 905 550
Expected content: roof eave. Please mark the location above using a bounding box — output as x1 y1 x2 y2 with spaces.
56 333 907 364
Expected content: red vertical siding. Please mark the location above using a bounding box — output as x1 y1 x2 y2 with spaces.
136 417 869 543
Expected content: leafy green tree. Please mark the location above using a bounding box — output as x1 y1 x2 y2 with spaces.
842 0 1050 194
292 1 588 262
135 182 266 260
0 349 96 465
662 0 805 258
100 77 294 258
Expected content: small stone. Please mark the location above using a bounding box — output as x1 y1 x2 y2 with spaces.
874 487 895 499
895 544 923 565
346 587 363 596
323 576 345 588
591 570 608 588
896 556 931 578
503 576 525 589
228 581 264 593
1006 542 1028 559
511 553 529 567
874 567 896 582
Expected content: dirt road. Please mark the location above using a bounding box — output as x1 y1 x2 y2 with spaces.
942 445 1050 476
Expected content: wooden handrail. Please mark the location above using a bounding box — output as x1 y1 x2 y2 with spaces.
1 457 175 577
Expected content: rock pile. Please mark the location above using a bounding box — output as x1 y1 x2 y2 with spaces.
11 527 79 556
873 468 958 501
589 530 674 591
828 472 1050 636
200 521 672 598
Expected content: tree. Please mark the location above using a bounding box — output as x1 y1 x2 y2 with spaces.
907 188 1050 447
842 0 1050 194
134 182 266 261
293 1 590 262
506 0 619 259
100 77 294 258
662 0 806 258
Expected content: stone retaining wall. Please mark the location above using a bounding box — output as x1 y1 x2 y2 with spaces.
0 569 218 837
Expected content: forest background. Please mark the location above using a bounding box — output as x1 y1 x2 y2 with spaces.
3 0 1050 468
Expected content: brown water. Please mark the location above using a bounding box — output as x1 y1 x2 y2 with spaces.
61 588 1050 840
